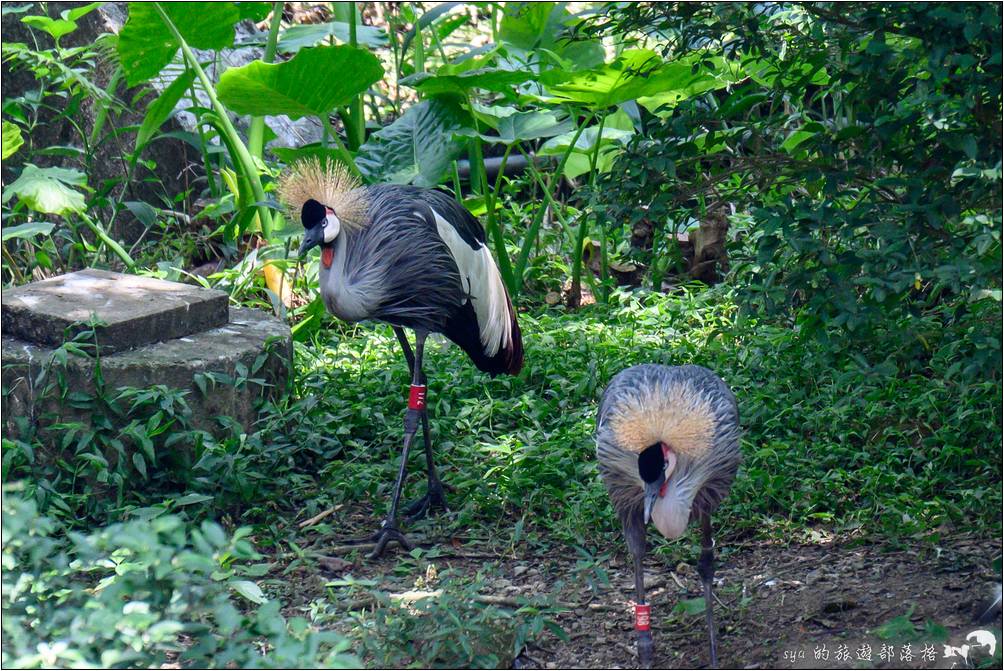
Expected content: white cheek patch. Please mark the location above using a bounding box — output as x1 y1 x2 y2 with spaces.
650 492 690 539
323 213 341 242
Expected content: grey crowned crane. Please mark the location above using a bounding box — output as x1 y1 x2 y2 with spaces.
596 364 741 668
280 159 523 558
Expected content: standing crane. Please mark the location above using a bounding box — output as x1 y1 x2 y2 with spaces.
596 364 741 668
280 159 523 558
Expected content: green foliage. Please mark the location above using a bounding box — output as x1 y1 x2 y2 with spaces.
2 119 24 158
339 569 564 668
589 2 1002 350
355 97 471 186
117 2 241 86
216 46 384 119
1 489 359 668
2 164 87 215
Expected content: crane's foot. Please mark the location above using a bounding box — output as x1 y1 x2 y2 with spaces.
636 629 654 669
367 520 414 560
404 477 449 522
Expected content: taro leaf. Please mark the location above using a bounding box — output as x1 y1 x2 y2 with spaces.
636 57 744 115
542 50 738 111
236 2 271 21
1 222 56 242
2 164 87 215
538 109 634 178
217 46 383 119
459 109 574 144
401 66 536 96
276 21 387 53
118 3 241 87
61 2 101 22
135 69 196 151
21 14 78 40
498 2 566 52
2 120 24 159
271 144 347 168
498 2 602 69
355 97 470 187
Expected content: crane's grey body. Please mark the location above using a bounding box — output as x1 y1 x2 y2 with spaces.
316 184 520 376
319 185 464 329
596 364 741 668
286 160 523 558
597 364 741 540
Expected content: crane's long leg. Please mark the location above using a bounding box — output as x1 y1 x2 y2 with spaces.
392 328 448 522
369 330 430 559
624 513 654 669
697 513 719 668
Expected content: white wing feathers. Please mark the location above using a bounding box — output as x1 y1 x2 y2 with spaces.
431 209 512 356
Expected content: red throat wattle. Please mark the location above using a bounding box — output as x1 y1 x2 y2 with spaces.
321 247 334 269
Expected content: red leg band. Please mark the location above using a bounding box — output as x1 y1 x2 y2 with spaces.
408 384 427 411
635 603 651 631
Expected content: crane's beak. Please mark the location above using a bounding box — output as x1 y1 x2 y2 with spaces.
643 474 665 525
298 222 325 257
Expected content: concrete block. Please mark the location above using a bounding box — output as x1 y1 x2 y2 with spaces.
1 308 291 442
1 269 229 353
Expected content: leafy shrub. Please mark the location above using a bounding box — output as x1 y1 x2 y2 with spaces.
1 486 359 669
334 568 564 669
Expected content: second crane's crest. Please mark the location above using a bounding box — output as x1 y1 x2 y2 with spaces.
277 158 369 230
608 381 715 457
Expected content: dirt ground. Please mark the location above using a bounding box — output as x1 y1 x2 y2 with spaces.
280 509 1002 670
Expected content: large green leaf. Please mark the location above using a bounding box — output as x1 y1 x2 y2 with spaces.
498 2 604 70
355 98 470 187
2 164 87 215
541 50 739 110
538 109 635 178
401 66 536 96
216 46 383 119
636 57 744 116
21 15 77 40
2 221 56 242
459 108 574 144
499 2 566 51
135 70 196 152
118 3 241 86
276 21 387 52
2 121 24 159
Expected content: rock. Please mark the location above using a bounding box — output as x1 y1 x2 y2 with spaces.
514 564 529 577
1 269 229 353
2 307 291 443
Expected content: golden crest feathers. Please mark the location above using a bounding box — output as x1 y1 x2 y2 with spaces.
277 158 369 230
609 383 715 457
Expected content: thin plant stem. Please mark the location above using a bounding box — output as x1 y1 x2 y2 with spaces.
248 2 283 159
153 2 273 238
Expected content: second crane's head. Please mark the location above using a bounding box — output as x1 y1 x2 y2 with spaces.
610 383 721 540
277 158 369 259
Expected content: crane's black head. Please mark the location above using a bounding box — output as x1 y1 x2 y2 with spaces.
299 198 328 256
639 442 669 524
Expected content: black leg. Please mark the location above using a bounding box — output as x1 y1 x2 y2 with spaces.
369 330 428 559
394 332 447 522
393 327 415 374
697 513 718 669
624 512 653 668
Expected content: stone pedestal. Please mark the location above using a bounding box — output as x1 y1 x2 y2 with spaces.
1 270 292 442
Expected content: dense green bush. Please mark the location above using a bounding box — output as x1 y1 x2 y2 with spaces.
588 2 1002 366
1 488 358 668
